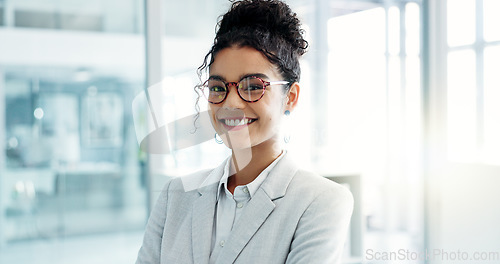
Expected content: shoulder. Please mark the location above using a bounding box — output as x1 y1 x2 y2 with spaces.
264 152 353 208
282 169 354 222
168 168 213 191
290 169 353 205
158 168 216 198
158 156 228 194
281 170 354 264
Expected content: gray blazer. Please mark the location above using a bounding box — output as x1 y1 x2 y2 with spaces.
136 153 353 264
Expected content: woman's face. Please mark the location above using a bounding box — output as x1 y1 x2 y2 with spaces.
207 46 294 151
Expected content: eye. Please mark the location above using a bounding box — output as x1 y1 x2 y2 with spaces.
240 77 264 92
243 85 263 91
209 86 226 92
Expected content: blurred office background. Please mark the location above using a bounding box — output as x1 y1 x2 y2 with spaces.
0 0 499 263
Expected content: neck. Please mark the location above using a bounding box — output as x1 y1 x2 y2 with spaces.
227 140 283 193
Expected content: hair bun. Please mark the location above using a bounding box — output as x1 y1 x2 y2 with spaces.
218 0 308 55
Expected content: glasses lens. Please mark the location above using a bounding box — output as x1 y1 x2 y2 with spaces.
238 77 265 102
203 79 227 103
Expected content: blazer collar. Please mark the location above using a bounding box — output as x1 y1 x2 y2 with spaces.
259 151 299 200
196 152 298 197
215 152 299 263
196 156 229 194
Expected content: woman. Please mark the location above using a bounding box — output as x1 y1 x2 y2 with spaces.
136 1 353 263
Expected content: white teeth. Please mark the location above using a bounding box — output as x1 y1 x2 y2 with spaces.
224 118 253 126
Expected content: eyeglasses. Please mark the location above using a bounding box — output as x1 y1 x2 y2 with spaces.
200 76 289 104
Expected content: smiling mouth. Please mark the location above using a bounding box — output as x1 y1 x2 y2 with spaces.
219 118 257 129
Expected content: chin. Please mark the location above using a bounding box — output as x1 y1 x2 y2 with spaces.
220 131 254 150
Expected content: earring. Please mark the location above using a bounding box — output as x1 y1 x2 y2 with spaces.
214 133 224 144
284 110 291 143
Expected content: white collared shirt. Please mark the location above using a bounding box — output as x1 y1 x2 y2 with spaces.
209 151 285 264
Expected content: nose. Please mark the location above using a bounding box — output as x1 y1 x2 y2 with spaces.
222 83 245 108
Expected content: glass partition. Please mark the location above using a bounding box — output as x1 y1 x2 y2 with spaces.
0 0 147 263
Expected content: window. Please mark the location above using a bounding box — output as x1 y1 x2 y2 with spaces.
446 0 500 165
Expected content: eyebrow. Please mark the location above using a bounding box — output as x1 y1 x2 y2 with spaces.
208 73 270 82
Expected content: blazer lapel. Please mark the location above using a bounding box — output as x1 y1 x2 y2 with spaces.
191 160 227 264
215 189 275 263
259 152 299 200
216 153 299 263
191 186 217 264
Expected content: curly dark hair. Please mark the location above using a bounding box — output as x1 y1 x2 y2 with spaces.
198 0 308 82
193 0 308 130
